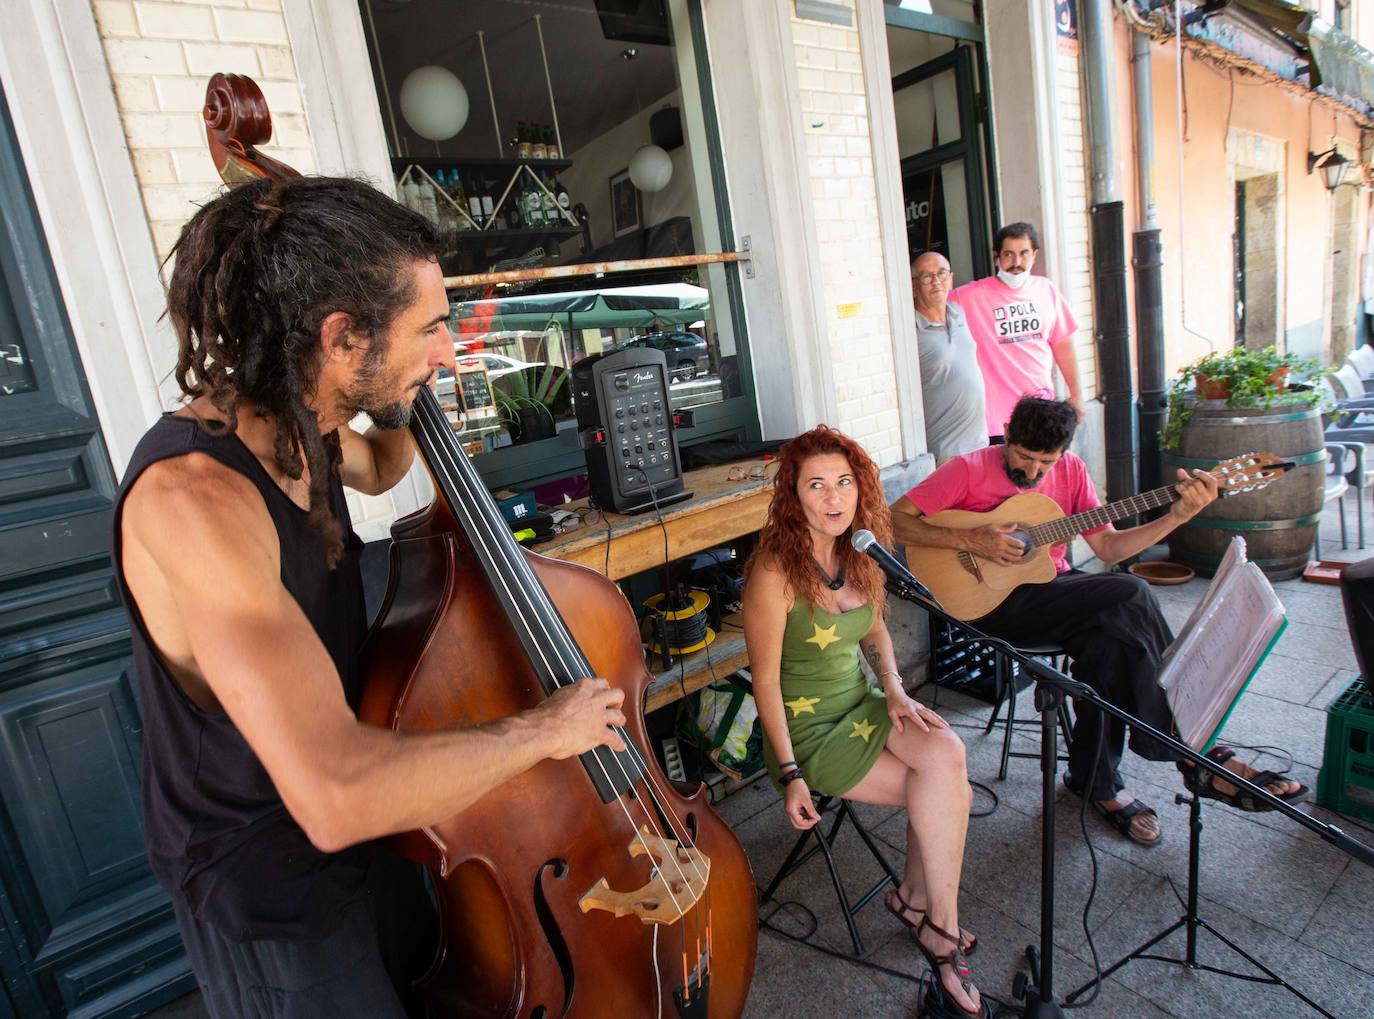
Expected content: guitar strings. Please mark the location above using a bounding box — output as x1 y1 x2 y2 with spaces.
413 393 707 911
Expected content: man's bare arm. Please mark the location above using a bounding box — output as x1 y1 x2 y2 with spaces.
890 495 1027 566
122 457 625 853
1051 340 1085 422
337 424 416 496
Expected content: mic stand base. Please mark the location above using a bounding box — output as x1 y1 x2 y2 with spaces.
1065 793 1335 1017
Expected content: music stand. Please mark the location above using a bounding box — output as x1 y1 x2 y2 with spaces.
880 572 1374 1019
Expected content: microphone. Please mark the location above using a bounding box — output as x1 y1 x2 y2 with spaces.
851 529 938 604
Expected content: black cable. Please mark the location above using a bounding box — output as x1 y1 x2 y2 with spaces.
1063 707 1106 1010
758 901 1015 1018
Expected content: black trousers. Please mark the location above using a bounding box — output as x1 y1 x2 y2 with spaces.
173 850 437 1019
974 570 1181 800
1340 554 1374 689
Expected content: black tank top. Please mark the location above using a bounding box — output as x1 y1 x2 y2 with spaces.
112 414 374 939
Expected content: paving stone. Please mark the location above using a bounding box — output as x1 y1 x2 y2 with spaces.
1247 652 1338 706
1274 620 1361 672
1299 860 1374 979
1309 669 1362 709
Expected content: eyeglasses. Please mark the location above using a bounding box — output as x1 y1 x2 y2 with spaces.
727 462 778 482
914 269 953 286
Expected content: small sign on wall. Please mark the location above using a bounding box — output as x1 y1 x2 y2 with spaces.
795 0 854 28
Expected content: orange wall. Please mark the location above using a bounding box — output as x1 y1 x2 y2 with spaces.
1110 21 1368 375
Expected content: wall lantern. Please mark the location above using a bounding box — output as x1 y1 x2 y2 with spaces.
1307 147 1352 191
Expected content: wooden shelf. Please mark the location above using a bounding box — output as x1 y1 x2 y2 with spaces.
644 614 749 714
447 226 581 244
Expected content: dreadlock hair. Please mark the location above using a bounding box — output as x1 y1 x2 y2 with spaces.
165 175 442 567
745 425 893 615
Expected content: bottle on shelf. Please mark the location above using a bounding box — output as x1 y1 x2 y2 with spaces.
401 177 422 217
448 170 471 231
479 177 496 227
467 177 486 228
415 176 440 228
516 122 533 160
531 126 547 161
539 171 557 226
552 174 571 223
544 124 560 160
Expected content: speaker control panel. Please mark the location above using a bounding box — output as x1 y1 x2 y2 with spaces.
604 365 676 492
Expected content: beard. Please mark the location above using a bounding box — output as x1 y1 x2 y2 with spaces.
1002 451 1040 489
342 343 427 430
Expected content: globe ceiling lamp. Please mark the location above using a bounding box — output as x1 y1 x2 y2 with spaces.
628 143 673 192
399 65 469 142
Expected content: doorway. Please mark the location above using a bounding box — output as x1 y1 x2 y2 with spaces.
886 17 995 283
1232 172 1280 350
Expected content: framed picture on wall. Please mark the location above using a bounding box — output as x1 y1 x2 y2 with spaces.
609 168 641 238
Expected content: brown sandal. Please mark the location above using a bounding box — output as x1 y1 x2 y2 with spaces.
884 889 978 955
914 914 983 1018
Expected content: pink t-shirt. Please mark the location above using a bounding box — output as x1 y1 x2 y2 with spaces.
905 446 1109 574
949 275 1079 437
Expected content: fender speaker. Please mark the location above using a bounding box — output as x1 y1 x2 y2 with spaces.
572 347 692 514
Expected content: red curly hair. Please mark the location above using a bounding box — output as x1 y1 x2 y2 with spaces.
746 425 894 612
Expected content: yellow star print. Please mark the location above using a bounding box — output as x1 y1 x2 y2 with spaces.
785 695 821 718
850 718 877 743
805 622 840 651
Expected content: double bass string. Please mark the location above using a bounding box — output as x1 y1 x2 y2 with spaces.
412 393 709 916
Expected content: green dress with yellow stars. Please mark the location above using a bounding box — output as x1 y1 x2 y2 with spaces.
763 599 892 797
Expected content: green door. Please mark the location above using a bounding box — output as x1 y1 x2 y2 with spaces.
0 84 192 1016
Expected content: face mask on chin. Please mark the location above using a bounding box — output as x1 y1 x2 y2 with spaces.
997 268 1030 290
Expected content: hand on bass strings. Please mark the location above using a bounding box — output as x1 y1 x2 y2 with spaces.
783 777 821 830
968 522 1027 565
536 677 628 759
1169 467 1220 521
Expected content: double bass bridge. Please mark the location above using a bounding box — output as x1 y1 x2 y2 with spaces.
578 825 710 924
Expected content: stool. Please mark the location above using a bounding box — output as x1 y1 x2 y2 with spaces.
987 643 1074 780
758 795 901 956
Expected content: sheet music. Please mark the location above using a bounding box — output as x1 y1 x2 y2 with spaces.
1157 540 1286 750
1162 537 1247 665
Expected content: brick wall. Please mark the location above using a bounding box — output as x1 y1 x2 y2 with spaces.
1054 40 1098 400
91 0 317 262
91 1 402 537
791 4 903 467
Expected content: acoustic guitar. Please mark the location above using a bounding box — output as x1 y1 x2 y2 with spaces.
904 452 1293 620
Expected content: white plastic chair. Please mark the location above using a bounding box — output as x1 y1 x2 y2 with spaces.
1349 345 1374 388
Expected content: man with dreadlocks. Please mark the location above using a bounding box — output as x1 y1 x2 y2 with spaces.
112 176 627 1016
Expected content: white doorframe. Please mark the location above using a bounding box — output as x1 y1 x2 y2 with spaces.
0 0 176 476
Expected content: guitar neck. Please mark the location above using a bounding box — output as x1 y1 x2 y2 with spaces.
1028 482 1183 548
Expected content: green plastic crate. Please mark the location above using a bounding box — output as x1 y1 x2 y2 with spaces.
1317 676 1374 823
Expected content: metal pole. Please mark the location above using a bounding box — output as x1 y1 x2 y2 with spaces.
534 15 565 159
477 31 503 157
1081 0 1119 205
1132 27 1167 495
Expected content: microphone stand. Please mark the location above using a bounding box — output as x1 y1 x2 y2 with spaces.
881 574 1374 1019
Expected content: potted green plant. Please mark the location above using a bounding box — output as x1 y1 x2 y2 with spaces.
1160 345 1328 451
493 364 568 445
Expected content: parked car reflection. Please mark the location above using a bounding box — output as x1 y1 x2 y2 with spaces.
614 331 711 383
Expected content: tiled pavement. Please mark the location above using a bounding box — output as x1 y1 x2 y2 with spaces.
150 499 1374 1018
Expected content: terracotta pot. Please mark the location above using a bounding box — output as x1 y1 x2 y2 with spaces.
1193 366 1289 401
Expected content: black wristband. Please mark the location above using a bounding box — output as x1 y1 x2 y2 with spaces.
780 766 805 786
777 760 797 771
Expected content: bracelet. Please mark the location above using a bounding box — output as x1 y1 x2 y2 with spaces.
879 670 902 682
777 760 798 771
780 766 805 786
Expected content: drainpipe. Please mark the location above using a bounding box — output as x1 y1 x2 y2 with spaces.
1132 27 1167 495
1082 0 1137 506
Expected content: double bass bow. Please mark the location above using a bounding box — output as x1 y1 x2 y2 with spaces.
203 73 759 1017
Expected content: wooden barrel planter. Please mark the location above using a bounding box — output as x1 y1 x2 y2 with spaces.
1165 401 1325 580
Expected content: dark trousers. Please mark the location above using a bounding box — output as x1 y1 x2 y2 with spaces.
1340 554 1374 688
974 570 1181 800
174 850 437 1019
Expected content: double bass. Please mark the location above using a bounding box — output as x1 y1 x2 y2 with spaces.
203 73 759 1017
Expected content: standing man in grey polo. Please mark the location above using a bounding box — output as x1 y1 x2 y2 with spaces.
911 251 988 464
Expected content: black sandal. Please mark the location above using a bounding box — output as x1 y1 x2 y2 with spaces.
1092 797 1161 848
914 914 984 1018
884 889 978 955
1180 746 1310 813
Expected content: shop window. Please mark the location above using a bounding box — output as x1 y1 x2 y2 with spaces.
360 0 755 488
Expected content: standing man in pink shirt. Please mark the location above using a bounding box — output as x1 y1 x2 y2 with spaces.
949 223 1084 442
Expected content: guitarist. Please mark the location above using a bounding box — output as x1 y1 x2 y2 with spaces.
892 396 1306 846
